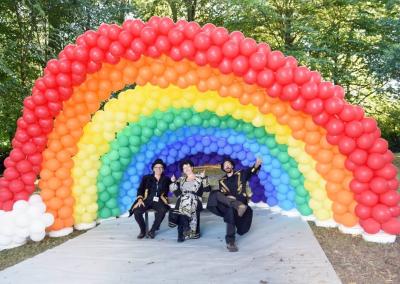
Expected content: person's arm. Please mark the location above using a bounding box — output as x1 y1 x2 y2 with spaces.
169 176 182 197
242 158 262 182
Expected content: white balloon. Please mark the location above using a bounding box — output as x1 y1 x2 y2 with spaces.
42 213 55 227
13 200 29 212
28 206 41 218
15 227 30 238
13 235 27 245
0 220 15 236
0 235 12 246
33 202 46 214
30 220 45 234
30 231 46 242
14 213 30 228
28 194 43 204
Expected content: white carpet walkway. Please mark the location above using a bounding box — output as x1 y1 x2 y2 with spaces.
1 208 341 284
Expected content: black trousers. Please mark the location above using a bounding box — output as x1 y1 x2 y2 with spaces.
133 201 168 233
214 192 237 243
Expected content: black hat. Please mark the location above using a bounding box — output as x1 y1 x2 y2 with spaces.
152 159 166 169
179 159 194 171
220 157 235 171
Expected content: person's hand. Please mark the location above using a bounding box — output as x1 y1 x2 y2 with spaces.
171 174 176 183
255 157 263 168
200 170 206 178
133 199 144 209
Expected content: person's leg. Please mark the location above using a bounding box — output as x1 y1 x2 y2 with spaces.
177 215 190 242
215 192 247 217
148 202 168 237
133 205 147 238
224 207 238 252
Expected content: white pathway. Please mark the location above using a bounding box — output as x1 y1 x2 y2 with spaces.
0 208 341 284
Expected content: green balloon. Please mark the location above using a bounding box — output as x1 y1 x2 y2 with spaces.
109 150 119 161
157 120 168 132
99 191 110 202
99 208 112 218
174 116 185 128
110 161 121 171
180 109 193 120
100 165 111 176
111 208 120 216
254 128 265 138
120 157 131 167
129 135 141 146
119 147 131 158
295 196 307 205
118 135 129 147
277 152 289 163
270 147 279 156
191 114 202 125
226 118 238 129
112 171 123 180
106 199 118 209
97 182 106 192
265 137 276 148
298 205 313 216
295 185 308 197
147 117 157 129
131 125 141 135
108 185 119 195
129 145 139 153
142 127 153 139
163 112 175 123
209 116 220 127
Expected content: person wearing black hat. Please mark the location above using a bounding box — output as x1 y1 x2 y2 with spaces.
207 157 262 252
128 159 171 239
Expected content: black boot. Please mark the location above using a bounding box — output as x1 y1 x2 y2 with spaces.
227 241 238 252
147 229 156 239
177 225 185 242
137 231 146 239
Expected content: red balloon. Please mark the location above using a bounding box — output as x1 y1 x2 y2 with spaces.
158 17 174 35
388 206 400 217
349 149 368 165
382 150 394 163
368 138 388 154
201 23 215 34
318 82 334 99
3 167 19 181
232 55 249 75
216 58 231 72
15 129 30 143
375 164 397 180
108 24 121 40
281 83 299 101
27 153 42 166
22 142 37 155
240 38 257 56
148 16 161 31
353 105 365 120
370 177 388 194
34 78 47 91
206 46 222 64
356 133 375 150
358 190 379 206
338 137 356 154
74 46 89 62
83 30 98 47
372 204 392 223
154 35 171 53
10 149 25 162
367 153 386 170
168 28 184 45
326 118 345 135
325 97 344 115
194 51 207 66
63 44 76 60
168 47 182 61
180 40 196 58
194 32 211 50
140 27 157 45
355 204 371 219
58 59 71 73
97 35 111 50
382 218 400 235
44 89 60 102
380 190 400 206
21 172 36 185
211 27 229 45
350 179 369 193
128 19 145 36
300 82 318 99
291 96 306 111
267 51 285 70
312 112 329 126
32 92 47 105
56 73 72 87
222 40 239 58
184 22 201 39
0 187 13 202
13 191 30 201
16 160 32 174
267 83 282 98
326 134 341 145
243 69 257 84
283 56 298 68
387 178 399 191
354 165 373 182
361 117 377 133
249 52 267 70
43 74 57 88
9 180 25 193
305 98 323 115
110 41 125 56
87 61 102 73
339 104 355 122
23 97 36 110
4 157 15 168
230 31 245 42
294 67 311 85
257 70 274 88
276 67 293 85
46 59 60 74
333 85 345 99
257 43 271 54
118 31 132 47
360 218 381 234
344 158 357 171
345 121 363 138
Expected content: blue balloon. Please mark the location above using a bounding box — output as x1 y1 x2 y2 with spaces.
267 197 278 206
280 200 294 210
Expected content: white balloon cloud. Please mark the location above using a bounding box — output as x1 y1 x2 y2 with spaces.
0 194 54 251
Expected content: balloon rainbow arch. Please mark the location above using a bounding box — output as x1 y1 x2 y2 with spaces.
0 17 399 248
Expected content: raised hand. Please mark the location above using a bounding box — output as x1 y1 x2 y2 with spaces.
200 169 206 178
171 174 176 183
255 157 263 168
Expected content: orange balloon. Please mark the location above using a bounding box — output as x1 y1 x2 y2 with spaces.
229 83 242 98
207 77 220 90
40 169 54 181
332 202 348 214
197 80 208 92
60 135 75 147
45 159 60 171
316 149 333 163
219 74 234 86
157 77 169 88
316 163 331 175
259 102 271 114
250 91 265 106
47 177 62 190
40 188 55 201
58 206 73 219
239 93 251 105
305 144 319 155
55 168 70 179
304 131 321 145
326 168 345 183
336 190 353 205
150 61 165 76
176 77 188 89
62 216 74 227
86 78 99 91
56 186 71 198
164 68 178 83
287 116 304 131
48 197 63 210
49 218 64 231
63 196 75 207
271 104 286 117
219 85 230 97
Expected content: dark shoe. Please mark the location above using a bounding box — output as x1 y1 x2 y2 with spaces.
147 230 155 239
177 235 185 242
227 241 238 252
137 231 146 239
183 228 191 238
